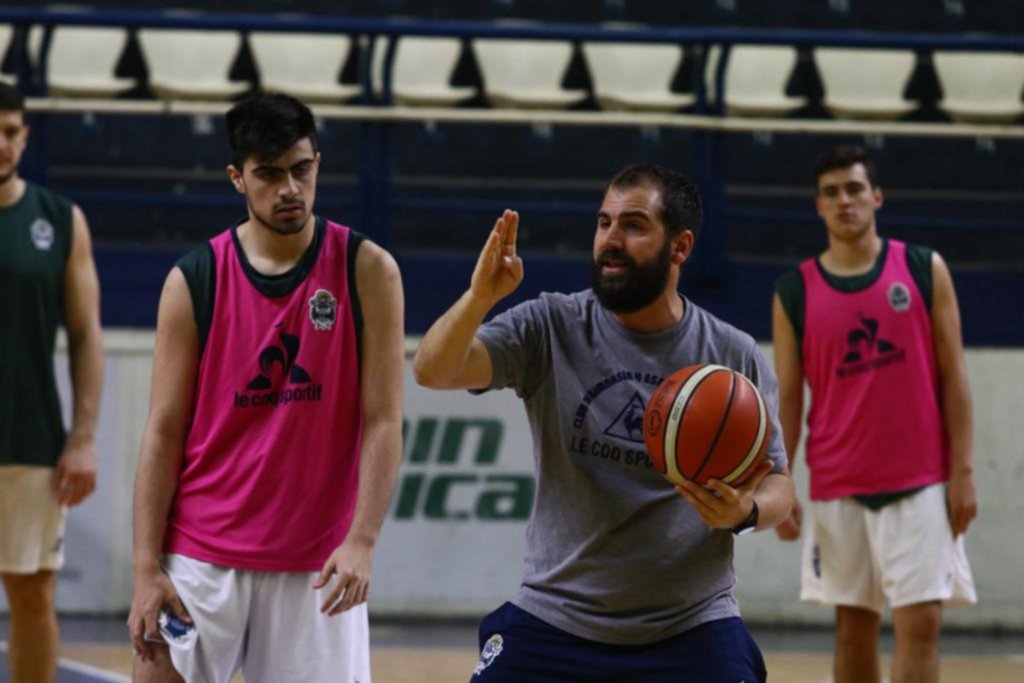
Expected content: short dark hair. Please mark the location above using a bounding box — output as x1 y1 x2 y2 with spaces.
813 145 879 188
0 82 25 113
607 163 703 241
226 92 318 169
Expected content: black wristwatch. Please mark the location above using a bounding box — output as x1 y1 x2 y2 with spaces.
731 500 759 536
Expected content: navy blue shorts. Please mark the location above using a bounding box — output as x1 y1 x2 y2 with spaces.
469 602 766 683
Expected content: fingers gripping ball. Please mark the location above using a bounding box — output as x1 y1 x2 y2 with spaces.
644 364 770 486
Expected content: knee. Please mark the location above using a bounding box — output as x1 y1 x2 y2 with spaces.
835 626 878 651
895 603 942 647
835 608 880 650
2 572 56 615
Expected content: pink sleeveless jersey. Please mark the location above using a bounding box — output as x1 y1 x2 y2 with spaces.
164 221 362 571
800 240 947 500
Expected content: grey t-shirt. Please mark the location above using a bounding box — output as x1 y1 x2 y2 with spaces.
476 289 787 645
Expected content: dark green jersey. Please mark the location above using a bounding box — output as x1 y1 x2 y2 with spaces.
0 182 74 466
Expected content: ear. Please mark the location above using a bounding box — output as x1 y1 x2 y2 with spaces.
815 193 827 220
672 230 695 265
873 186 884 211
226 164 245 195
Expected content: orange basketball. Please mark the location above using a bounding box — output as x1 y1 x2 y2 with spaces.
644 364 770 486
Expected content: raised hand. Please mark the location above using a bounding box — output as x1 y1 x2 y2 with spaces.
470 209 523 307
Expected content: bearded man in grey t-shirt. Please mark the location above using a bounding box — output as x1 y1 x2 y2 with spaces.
413 163 794 683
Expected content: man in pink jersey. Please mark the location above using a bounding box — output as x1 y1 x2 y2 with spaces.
772 145 977 683
127 93 404 682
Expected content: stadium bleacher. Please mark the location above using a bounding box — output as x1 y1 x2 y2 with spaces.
0 1 1019 343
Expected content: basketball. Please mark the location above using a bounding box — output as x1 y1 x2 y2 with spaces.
644 364 770 486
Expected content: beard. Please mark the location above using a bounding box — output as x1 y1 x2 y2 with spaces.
248 199 310 236
591 241 673 314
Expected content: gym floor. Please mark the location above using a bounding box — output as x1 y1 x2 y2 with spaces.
2 616 1023 682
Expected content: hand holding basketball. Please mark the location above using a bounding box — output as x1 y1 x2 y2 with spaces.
676 459 774 530
470 209 523 307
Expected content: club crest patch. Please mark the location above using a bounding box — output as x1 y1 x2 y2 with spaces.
309 289 337 331
473 634 504 676
888 282 911 312
30 218 54 251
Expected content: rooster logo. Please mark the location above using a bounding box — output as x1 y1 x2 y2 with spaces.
247 326 312 390
603 391 647 444
843 313 895 364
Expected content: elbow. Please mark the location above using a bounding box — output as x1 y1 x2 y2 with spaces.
411 353 444 389
67 321 102 352
411 364 431 388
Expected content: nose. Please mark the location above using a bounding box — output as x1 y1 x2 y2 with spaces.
602 222 626 249
281 173 300 197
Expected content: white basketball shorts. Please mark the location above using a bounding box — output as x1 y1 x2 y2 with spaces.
160 553 371 683
800 483 977 613
0 465 66 573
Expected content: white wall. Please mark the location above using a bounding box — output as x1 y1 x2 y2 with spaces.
2 332 1021 628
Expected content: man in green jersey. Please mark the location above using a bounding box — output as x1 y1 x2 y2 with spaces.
0 83 103 682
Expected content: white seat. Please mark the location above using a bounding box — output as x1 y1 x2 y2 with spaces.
472 24 587 109
35 26 136 97
814 48 918 120
138 29 250 100
0 25 16 85
705 45 806 117
371 35 476 107
933 51 1024 124
582 26 693 112
249 32 361 104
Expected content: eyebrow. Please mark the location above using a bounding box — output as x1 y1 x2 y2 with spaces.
597 209 651 221
820 180 866 191
251 158 315 173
